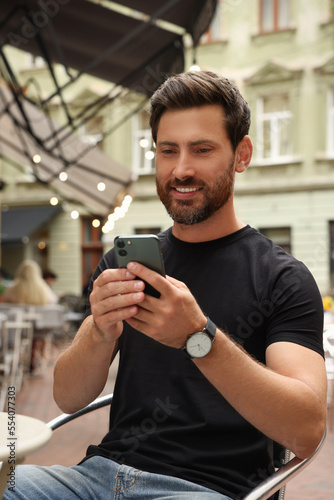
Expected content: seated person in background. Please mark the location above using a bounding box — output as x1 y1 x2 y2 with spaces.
3 260 57 306
43 268 60 304
3 259 57 373
4 71 327 500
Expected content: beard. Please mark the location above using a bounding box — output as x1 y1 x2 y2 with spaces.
156 160 235 226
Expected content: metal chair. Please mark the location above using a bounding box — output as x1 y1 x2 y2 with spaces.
324 324 334 431
47 393 326 500
0 314 11 411
0 308 34 392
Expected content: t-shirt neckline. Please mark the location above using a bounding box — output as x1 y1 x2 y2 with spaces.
165 224 253 249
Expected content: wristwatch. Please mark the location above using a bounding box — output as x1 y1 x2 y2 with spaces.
183 317 216 359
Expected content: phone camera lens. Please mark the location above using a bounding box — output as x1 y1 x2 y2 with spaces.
118 249 127 257
117 240 125 248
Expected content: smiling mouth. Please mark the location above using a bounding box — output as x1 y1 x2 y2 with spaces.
174 187 202 193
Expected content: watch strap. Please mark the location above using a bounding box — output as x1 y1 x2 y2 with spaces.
204 317 216 341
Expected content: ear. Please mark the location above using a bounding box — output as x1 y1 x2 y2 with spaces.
235 135 253 173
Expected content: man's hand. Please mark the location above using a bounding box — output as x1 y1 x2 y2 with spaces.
124 261 207 348
90 267 146 342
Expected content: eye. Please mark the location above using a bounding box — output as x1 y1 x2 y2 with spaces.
161 149 175 155
197 148 211 154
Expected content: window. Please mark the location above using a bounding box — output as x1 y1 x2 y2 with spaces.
260 0 290 32
328 87 334 156
200 0 222 43
25 53 46 69
259 227 291 254
256 94 292 161
132 110 156 175
330 221 334 290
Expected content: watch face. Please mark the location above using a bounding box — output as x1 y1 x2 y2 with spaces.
186 332 212 358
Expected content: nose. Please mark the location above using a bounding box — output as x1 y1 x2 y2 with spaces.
172 151 195 180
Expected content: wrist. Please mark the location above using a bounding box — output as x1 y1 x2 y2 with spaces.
183 316 216 359
90 316 111 344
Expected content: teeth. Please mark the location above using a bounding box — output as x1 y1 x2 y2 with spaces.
175 187 200 193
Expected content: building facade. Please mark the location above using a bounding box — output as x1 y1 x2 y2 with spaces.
1 0 334 297
113 0 334 296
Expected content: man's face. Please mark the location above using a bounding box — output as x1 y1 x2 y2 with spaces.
155 104 236 226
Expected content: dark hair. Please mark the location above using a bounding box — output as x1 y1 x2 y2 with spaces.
150 70 251 152
43 269 57 280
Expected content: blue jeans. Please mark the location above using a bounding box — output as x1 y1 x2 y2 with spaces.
4 456 231 499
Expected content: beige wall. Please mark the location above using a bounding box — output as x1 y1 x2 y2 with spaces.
48 212 82 296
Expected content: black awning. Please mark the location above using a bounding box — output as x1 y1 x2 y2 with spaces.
1 205 62 246
0 1 217 216
0 0 217 94
0 84 132 217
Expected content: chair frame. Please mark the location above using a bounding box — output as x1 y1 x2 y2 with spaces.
324 324 334 431
0 315 11 411
47 393 326 500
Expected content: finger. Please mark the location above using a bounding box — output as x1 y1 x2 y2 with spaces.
166 275 189 291
127 262 170 295
93 272 144 299
126 309 154 333
98 279 145 297
94 268 137 287
92 289 145 317
99 303 141 325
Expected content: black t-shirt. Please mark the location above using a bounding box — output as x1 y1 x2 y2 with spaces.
84 226 324 499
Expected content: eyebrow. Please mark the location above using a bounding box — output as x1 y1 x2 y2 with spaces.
156 141 178 147
157 139 214 147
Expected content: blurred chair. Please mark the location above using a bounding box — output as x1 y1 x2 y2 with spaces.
28 304 66 374
0 314 10 411
33 304 66 333
0 307 33 407
4 308 34 390
324 324 334 431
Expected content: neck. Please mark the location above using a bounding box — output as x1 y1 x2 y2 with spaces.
172 202 245 243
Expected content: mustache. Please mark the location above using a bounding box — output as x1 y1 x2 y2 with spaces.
172 178 205 187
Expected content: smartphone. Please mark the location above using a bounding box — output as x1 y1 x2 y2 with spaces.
114 234 165 298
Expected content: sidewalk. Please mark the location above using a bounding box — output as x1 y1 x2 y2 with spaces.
10 344 334 499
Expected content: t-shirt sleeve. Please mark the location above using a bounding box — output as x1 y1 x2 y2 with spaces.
265 261 324 357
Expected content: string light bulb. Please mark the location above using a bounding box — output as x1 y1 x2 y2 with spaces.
50 197 58 206
97 182 106 192
102 194 133 234
71 210 79 219
189 64 201 71
59 171 68 181
32 154 41 163
145 151 155 160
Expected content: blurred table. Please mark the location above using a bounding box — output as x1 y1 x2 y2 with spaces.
65 311 84 323
0 412 52 498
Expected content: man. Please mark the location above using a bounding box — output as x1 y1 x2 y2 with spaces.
5 71 327 500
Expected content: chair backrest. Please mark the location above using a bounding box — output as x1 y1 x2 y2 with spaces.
4 308 26 350
33 304 66 330
0 313 8 361
0 313 10 411
324 325 334 357
271 442 290 500
244 430 326 500
0 303 26 314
